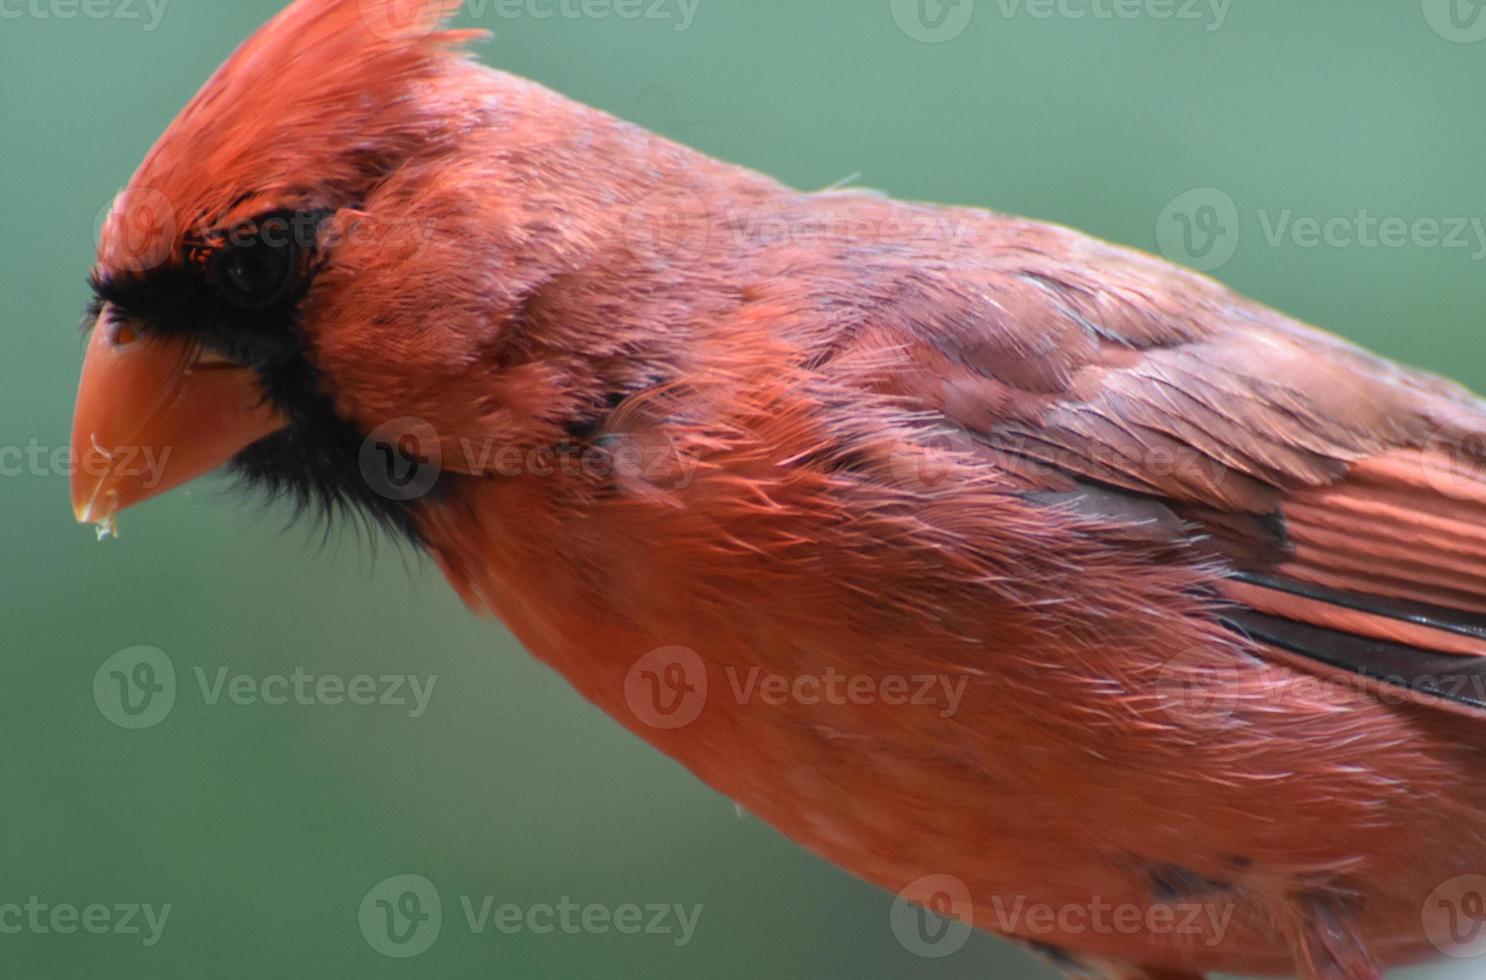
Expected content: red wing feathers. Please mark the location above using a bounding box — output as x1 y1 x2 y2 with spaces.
859 224 1486 706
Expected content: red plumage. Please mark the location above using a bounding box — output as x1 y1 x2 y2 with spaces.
74 2 1486 977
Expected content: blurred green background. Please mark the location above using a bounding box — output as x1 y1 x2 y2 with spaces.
4 0 1485 977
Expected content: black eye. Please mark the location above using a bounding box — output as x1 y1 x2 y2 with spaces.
185 209 332 311
212 231 297 310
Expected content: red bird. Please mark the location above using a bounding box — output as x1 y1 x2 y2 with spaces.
72 1 1486 977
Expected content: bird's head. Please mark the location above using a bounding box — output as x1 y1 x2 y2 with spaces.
73 0 644 541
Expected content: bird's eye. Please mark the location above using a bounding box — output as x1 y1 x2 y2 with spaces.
212 232 296 310
186 209 332 312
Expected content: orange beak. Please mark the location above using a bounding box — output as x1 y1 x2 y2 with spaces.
71 309 290 532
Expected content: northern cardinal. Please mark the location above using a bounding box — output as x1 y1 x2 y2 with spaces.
72 1 1486 977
